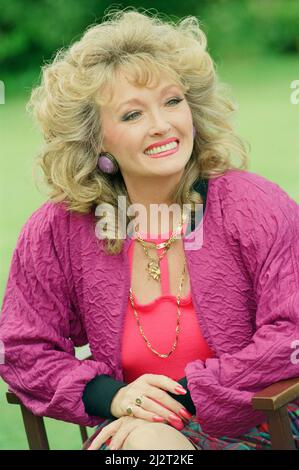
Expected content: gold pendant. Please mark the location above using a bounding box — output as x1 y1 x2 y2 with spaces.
147 260 160 281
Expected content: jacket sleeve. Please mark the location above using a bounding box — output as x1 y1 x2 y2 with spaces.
185 176 299 437
0 203 112 427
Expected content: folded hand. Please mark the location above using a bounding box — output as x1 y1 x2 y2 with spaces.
87 416 150 450
110 373 192 430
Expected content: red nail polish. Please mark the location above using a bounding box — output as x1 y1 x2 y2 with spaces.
169 418 184 431
169 412 183 422
174 386 187 395
152 416 165 423
178 408 193 420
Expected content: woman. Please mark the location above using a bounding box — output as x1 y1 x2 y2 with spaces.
0 9 299 451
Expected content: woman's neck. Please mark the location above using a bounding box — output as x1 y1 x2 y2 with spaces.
131 206 188 240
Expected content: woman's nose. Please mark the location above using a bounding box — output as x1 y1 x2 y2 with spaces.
149 120 171 136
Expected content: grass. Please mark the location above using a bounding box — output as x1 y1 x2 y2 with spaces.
0 54 298 449
217 53 299 199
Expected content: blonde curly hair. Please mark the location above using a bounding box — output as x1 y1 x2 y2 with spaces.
27 7 249 255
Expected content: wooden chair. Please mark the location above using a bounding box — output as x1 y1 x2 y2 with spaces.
252 376 299 450
5 350 299 449
6 389 88 449
5 349 94 450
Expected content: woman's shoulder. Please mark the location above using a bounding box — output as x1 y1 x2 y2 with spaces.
16 200 95 253
15 201 85 253
211 169 298 221
212 168 288 198
19 201 70 238
208 170 298 252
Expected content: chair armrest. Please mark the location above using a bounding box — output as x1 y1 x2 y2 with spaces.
6 390 22 404
252 376 299 411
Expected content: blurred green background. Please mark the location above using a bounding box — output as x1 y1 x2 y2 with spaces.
0 0 298 450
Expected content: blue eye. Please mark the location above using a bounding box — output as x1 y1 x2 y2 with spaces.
167 98 184 106
123 111 141 121
122 97 184 122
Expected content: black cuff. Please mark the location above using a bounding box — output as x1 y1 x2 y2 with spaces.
82 374 127 420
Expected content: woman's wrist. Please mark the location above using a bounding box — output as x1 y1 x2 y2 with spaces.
110 386 125 417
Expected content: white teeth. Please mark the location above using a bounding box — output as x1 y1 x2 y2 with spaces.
145 141 178 155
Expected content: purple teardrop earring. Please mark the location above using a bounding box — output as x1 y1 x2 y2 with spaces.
97 151 119 175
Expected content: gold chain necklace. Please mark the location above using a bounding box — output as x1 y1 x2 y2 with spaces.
135 213 188 282
129 260 186 358
130 211 188 357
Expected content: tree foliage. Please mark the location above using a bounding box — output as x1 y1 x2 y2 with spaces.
0 0 298 73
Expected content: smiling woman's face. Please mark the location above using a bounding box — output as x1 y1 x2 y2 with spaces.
99 70 194 186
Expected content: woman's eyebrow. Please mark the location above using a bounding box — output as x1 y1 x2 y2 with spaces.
116 84 181 112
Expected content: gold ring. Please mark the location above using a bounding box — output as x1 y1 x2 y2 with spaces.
135 396 143 407
126 405 134 416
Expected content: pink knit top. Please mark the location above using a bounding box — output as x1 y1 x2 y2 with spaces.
121 222 215 383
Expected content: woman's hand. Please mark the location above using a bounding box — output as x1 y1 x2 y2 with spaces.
110 374 192 429
87 416 154 450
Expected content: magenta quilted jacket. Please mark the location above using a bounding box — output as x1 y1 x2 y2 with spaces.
0 169 298 437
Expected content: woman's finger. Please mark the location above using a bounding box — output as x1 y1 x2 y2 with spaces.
87 417 146 451
87 421 120 450
108 429 134 450
87 430 110 450
125 388 189 426
107 417 150 450
147 393 192 423
139 375 190 419
123 398 186 432
143 374 187 396
123 398 167 423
